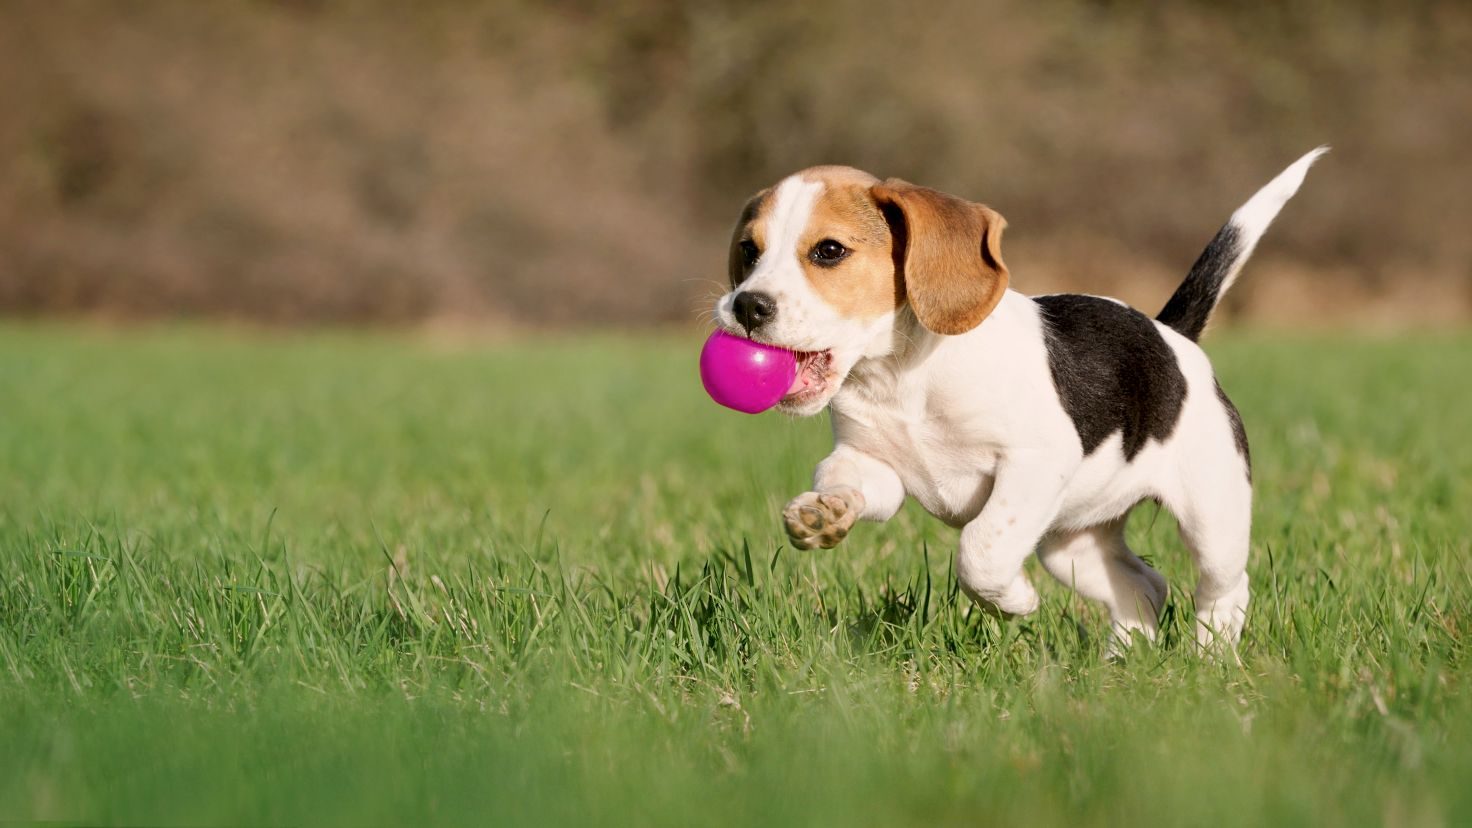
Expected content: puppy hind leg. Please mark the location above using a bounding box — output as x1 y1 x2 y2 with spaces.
1174 473 1253 652
1038 516 1167 652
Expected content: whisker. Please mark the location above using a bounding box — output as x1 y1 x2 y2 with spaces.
682 277 731 292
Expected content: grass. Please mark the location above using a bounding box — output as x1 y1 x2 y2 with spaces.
1 323 1469 826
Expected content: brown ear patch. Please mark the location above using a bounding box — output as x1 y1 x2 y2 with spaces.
870 179 1009 335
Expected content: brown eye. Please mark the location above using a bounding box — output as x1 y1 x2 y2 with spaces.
810 239 848 266
739 239 760 267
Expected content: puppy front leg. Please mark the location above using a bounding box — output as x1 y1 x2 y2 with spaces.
784 446 904 550
955 457 1071 617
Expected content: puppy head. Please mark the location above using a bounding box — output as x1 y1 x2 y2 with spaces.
714 166 1009 415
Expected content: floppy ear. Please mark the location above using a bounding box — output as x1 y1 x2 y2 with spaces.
870 179 1009 335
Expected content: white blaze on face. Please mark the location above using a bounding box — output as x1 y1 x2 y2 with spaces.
761 175 823 280
718 176 849 353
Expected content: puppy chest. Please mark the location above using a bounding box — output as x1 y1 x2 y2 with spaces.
844 417 999 526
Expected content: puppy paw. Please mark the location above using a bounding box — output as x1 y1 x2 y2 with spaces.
965 574 1040 618
783 489 865 550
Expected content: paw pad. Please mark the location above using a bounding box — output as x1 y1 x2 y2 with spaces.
782 490 863 550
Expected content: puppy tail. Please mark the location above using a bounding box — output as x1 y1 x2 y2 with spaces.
1156 147 1328 341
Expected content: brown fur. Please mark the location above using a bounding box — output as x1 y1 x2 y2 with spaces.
728 188 773 286
730 168 899 317
870 179 1009 335
730 168 1009 334
796 168 899 320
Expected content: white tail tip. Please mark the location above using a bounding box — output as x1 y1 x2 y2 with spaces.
1231 146 1330 237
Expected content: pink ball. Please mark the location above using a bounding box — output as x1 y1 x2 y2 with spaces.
699 330 798 414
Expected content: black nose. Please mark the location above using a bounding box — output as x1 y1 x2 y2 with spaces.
732 291 777 333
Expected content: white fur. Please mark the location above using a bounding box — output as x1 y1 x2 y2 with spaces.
1217 146 1329 296
817 292 1256 649
716 155 1320 652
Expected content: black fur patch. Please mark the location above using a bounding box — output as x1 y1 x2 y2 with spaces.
1156 223 1241 342
1215 378 1252 482
1036 295 1188 461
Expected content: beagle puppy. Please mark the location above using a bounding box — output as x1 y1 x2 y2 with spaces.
713 149 1326 651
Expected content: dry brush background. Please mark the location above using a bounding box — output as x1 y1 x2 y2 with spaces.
2 0 1469 328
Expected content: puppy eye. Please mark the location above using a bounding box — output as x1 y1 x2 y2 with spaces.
739 239 760 267
810 239 848 266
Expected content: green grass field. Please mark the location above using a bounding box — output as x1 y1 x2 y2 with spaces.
2 324 1469 826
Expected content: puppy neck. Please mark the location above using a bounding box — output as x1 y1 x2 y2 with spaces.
835 307 939 403
834 291 1024 411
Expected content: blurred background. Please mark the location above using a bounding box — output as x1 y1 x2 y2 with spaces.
2 0 1469 330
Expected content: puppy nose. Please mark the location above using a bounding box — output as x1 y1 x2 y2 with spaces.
732 291 777 333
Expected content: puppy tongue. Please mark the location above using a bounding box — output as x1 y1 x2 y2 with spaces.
786 367 809 396
788 353 812 394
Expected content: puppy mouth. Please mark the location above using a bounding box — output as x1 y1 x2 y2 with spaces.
780 349 835 407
